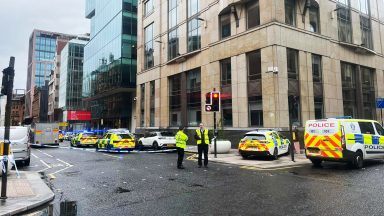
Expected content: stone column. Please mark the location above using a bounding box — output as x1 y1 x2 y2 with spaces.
159 77 169 128
232 54 249 128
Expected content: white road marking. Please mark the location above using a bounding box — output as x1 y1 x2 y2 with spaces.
36 149 43 153
49 165 73 175
102 154 120 159
31 153 39 159
40 160 52 168
43 152 54 158
56 158 72 167
37 167 50 173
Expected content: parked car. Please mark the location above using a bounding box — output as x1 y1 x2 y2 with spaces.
238 130 291 160
96 130 135 152
0 126 31 166
138 131 176 150
71 132 98 147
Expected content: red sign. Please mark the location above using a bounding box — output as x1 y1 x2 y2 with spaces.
67 111 91 121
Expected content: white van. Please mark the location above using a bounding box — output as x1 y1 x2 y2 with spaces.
0 126 31 166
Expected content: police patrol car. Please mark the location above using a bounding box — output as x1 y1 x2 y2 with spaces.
238 130 291 160
305 118 384 169
96 129 135 152
71 132 99 147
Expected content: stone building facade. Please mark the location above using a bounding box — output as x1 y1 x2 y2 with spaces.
136 0 384 131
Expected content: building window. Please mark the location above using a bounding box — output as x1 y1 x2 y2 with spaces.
287 49 299 80
247 0 260 29
187 0 201 52
287 48 300 125
341 62 357 118
360 15 373 50
249 96 263 126
150 81 155 127
247 50 261 81
285 0 296 26
312 54 324 119
144 23 154 69
219 13 231 39
168 0 179 60
361 67 375 119
187 69 201 127
359 0 369 15
169 74 181 127
220 58 231 86
309 6 320 33
144 0 154 16
337 4 352 43
220 58 232 127
140 84 145 127
168 29 179 60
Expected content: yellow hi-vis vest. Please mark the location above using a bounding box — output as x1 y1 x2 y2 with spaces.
196 129 210 145
175 130 188 149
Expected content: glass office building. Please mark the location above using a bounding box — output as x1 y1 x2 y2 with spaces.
25 30 76 122
84 0 137 129
59 39 88 111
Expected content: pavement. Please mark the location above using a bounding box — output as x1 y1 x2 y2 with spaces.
0 171 54 216
185 145 310 170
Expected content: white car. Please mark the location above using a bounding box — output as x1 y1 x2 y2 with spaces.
0 126 31 166
138 132 176 149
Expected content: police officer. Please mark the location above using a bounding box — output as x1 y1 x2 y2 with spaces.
194 123 211 168
175 126 188 169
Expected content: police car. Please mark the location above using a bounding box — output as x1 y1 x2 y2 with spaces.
238 130 291 160
96 129 135 152
71 132 98 147
305 118 384 169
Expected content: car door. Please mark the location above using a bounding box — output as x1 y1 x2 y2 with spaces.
373 122 384 158
358 121 378 159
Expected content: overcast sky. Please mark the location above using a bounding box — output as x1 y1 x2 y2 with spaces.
0 0 89 90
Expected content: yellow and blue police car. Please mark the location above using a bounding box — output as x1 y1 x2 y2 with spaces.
71 132 98 147
238 130 291 160
96 129 135 152
305 118 384 169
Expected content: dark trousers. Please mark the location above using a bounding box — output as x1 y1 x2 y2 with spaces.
198 144 209 166
177 147 184 167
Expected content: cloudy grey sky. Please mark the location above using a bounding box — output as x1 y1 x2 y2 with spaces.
0 0 89 90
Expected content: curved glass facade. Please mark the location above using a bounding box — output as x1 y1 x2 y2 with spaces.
83 0 137 129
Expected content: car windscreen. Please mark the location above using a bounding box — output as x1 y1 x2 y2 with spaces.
82 133 96 138
160 132 174 137
117 134 133 139
244 134 266 141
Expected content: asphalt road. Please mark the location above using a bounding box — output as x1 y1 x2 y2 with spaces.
18 141 384 216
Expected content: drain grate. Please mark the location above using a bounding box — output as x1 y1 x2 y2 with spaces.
115 187 132 193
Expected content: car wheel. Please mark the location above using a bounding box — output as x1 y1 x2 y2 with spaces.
241 154 248 159
95 143 99 152
137 141 144 150
153 142 159 150
272 148 278 160
310 158 322 167
353 151 364 169
24 158 31 166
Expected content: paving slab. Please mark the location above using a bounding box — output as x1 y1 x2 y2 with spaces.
185 145 311 169
0 171 54 216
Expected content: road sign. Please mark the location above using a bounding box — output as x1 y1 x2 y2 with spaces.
377 98 384 109
205 105 212 111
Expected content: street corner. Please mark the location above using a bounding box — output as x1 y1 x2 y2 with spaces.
0 171 54 216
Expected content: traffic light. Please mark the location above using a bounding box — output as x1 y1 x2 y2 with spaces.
211 91 221 112
205 92 212 105
1 68 10 96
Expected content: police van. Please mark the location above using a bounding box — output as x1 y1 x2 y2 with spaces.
305 118 384 169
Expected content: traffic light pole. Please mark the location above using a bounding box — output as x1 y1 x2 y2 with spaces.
214 111 217 158
1 57 15 200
